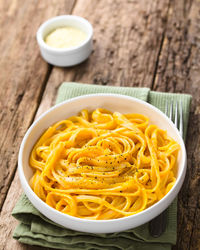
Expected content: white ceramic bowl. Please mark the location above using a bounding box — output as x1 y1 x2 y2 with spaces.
18 94 186 233
36 15 93 67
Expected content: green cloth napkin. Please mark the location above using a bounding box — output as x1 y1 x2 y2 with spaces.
12 82 192 250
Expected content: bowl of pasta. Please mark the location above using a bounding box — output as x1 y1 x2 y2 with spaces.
18 94 186 233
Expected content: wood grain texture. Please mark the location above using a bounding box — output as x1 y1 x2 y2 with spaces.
0 1 171 249
0 174 50 250
0 0 200 249
153 0 200 249
46 0 170 88
0 1 75 249
0 0 76 210
36 0 170 126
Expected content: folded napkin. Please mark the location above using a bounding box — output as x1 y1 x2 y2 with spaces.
12 82 192 250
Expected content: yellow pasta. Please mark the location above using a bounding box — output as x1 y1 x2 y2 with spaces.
29 108 180 220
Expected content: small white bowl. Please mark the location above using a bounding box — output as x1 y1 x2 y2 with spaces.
36 15 93 67
18 94 186 233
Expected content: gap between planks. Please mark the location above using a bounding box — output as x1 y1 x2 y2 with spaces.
0 0 78 212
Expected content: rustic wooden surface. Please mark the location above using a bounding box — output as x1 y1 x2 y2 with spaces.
0 0 199 249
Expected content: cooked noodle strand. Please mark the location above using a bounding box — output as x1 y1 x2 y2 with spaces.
30 109 180 219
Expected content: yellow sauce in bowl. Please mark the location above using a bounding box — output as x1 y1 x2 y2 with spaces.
45 26 87 49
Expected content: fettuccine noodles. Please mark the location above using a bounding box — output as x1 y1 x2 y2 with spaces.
30 108 180 220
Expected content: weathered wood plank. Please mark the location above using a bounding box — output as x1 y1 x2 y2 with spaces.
0 0 76 210
152 0 200 249
0 174 50 250
36 0 171 122
189 208 200 250
4 0 200 249
45 0 170 88
0 0 171 249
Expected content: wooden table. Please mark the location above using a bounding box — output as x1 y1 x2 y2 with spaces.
0 0 200 249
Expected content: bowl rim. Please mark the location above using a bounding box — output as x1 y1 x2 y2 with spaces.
36 15 93 54
18 93 187 228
